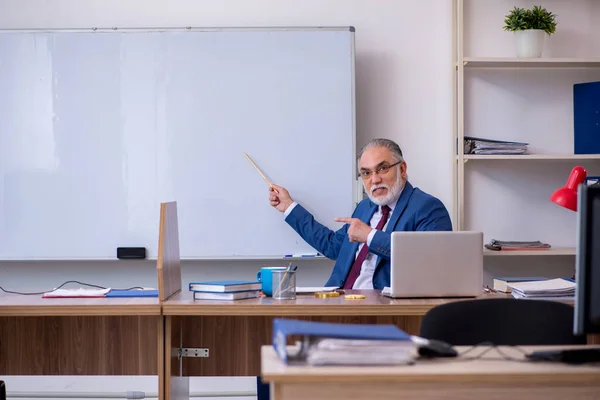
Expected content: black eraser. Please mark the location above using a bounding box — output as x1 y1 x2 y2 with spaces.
117 247 146 259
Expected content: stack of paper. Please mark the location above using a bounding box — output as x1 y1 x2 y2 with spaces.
464 136 529 155
272 318 419 366
43 288 111 298
485 239 551 251
306 338 418 366
507 278 575 300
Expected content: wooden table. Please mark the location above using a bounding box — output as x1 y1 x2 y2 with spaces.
261 345 600 400
162 290 501 400
0 294 163 396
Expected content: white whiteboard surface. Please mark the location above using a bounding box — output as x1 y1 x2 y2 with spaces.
0 27 356 260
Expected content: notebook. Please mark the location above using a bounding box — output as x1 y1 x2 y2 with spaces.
106 289 158 298
193 290 260 301
188 280 261 292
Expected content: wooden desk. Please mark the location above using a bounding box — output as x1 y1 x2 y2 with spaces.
0 294 163 393
162 290 502 400
261 345 600 400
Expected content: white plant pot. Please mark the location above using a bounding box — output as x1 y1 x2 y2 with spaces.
514 29 546 58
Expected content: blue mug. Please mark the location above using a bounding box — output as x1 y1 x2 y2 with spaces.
257 267 287 296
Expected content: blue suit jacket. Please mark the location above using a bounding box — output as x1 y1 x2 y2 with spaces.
284 182 452 289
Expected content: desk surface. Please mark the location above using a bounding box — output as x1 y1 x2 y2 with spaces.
261 345 600 384
0 294 161 316
162 290 508 316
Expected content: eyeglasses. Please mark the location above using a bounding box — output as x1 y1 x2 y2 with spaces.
358 161 402 180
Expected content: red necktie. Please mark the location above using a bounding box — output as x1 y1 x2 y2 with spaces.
343 205 391 289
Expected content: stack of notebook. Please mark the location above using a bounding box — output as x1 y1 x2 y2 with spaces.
189 280 261 300
506 278 575 300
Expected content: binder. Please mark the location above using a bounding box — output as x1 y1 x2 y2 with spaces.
272 318 412 364
574 81 600 154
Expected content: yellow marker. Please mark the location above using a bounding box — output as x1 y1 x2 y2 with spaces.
315 291 340 298
344 294 366 300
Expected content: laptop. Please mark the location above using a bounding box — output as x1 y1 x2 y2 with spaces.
382 231 483 298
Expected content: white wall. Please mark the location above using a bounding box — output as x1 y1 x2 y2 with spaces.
0 0 453 397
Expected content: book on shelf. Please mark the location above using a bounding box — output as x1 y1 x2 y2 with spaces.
188 280 261 292
484 239 551 251
193 290 260 301
464 136 529 155
492 277 548 293
272 318 418 366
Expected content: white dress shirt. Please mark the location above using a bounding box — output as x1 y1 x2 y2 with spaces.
352 197 399 289
283 191 402 289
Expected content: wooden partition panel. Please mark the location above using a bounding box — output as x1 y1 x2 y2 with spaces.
0 315 158 375
178 315 423 376
157 201 182 301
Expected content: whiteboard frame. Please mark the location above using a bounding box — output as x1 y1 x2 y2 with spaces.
0 26 357 261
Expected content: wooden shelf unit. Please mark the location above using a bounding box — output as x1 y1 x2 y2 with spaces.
462 57 600 68
462 154 600 161
453 0 600 256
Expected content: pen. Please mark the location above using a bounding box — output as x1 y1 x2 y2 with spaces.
284 254 321 258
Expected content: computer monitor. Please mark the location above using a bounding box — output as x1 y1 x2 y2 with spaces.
574 184 600 335
527 184 600 364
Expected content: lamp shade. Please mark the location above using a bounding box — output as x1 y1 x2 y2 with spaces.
550 166 587 211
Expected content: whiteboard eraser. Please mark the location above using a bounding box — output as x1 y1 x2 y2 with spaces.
117 247 146 259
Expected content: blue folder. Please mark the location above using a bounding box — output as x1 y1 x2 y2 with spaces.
574 81 600 154
105 289 158 298
272 318 410 363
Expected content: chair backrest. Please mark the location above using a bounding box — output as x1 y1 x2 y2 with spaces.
419 298 587 346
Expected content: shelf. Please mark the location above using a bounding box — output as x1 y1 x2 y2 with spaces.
484 247 575 256
462 57 600 68
462 154 600 161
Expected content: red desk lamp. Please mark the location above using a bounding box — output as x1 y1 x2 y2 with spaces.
550 166 587 211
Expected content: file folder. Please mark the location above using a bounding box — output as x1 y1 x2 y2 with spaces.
272 318 412 364
574 81 600 154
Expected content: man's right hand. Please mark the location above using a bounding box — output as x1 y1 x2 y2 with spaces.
269 184 294 213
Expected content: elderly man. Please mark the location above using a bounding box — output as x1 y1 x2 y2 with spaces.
269 138 452 290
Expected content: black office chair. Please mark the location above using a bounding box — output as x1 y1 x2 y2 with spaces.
419 298 587 346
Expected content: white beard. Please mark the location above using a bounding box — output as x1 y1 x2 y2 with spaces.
365 174 404 206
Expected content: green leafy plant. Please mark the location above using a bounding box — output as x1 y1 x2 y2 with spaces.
503 5 557 35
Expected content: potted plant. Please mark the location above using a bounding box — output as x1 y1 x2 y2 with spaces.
503 5 557 58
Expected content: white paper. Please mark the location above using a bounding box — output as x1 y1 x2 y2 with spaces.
43 288 111 297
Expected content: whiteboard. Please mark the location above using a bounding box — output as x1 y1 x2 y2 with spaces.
0 27 356 260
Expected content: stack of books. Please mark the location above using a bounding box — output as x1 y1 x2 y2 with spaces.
189 280 261 300
492 276 548 293
506 278 575 300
